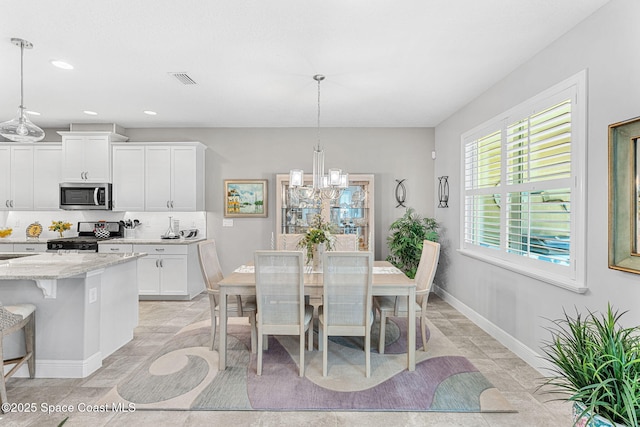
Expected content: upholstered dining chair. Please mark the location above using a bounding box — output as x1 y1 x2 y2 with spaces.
254 251 313 376
197 240 257 353
276 234 304 251
374 240 440 354
319 251 374 377
333 234 358 251
1 302 36 411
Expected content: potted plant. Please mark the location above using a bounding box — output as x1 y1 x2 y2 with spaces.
298 214 336 267
386 207 438 279
540 304 640 426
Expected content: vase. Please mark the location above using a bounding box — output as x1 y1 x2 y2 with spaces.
573 402 625 427
311 243 323 271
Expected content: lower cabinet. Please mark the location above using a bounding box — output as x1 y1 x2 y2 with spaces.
11 243 47 253
133 244 204 300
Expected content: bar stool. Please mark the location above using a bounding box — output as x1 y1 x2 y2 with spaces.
1 303 36 411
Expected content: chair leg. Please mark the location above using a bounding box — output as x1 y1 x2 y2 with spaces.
365 328 371 378
257 330 264 376
210 314 217 351
307 324 313 351
25 314 35 378
420 315 428 352
249 314 257 354
299 331 305 377
378 311 387 354
0 336 6 409
322 324 328 377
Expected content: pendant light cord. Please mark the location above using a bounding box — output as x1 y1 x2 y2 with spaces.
314 74 324 152
19 40 25 109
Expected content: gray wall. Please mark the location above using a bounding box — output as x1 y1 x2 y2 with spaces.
433 0 640 371
124 127 435 274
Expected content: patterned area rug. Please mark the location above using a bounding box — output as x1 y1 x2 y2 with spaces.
98 316 515 412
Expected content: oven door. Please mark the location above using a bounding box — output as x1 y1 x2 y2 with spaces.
60 183 112 210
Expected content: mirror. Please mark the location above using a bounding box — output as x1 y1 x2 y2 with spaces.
609 116 640 273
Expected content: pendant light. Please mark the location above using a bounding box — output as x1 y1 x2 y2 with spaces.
289 74 348 201
0 38 45 142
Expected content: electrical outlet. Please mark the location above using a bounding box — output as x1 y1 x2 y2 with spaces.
223 219 233 227
89 287 98 303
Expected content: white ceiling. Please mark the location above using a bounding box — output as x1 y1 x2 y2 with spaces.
1 0 608 129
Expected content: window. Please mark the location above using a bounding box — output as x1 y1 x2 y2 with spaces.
461 71 586 292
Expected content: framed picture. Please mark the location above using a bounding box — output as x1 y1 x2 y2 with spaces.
224 179 268 218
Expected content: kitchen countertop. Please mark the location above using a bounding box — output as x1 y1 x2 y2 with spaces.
0 252 146 280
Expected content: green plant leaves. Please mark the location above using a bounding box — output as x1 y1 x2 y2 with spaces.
540 304 640 426
386 207 438 279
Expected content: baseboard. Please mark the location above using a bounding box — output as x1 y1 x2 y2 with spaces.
9 351 103 378
433 285 554 376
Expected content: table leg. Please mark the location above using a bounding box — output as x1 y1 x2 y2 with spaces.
219 289 227 370
407 287 416 371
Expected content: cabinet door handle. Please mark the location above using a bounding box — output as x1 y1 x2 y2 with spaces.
155 248 165 252
110 248 119 252
85 171 89 180
171 201 174 208
159 259 163 268
4 200 8 208
10 200 13 208
166 201 170 208
155 259 159 267
25 247 34 251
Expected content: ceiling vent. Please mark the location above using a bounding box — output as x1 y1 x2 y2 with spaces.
169 72 197 85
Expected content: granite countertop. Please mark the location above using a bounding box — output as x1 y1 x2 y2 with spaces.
0 252 146 280
0 238 49 244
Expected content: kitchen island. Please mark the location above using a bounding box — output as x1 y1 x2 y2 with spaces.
0 252 145 378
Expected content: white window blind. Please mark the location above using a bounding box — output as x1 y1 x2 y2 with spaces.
461 71 586 291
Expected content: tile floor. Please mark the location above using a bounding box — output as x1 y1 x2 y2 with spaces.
1 294 572 426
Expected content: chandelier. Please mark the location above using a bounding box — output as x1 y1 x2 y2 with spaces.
0 38 45 142
289 74 348 202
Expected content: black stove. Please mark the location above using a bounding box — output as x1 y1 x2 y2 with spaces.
47 221 124 252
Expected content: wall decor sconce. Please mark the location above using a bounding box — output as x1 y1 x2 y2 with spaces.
438 176 449 208
395 179 406 207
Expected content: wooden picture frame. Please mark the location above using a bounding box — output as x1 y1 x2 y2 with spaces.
224 179 268 218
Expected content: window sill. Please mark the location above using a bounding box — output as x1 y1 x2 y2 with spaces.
458 249 587 294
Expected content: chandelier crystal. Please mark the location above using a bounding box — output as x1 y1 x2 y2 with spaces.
289 74 348 201
0 38 45 142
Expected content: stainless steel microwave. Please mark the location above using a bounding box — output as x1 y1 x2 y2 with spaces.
59 183 112 210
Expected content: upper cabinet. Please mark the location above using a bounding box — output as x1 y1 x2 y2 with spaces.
112 144 145 211
112 142 206 212
0 143 62 211
59 131 128 182
275 173 375 253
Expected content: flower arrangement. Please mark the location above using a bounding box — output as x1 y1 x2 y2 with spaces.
298 214 336 264
49 221 73 237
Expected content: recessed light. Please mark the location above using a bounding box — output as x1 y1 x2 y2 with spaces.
51 60 74 70
83 110 98 116
143 110 157 116
25 110 40 116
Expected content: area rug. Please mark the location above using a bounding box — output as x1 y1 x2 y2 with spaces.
98 316 515 412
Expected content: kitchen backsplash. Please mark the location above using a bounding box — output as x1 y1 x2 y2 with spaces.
1 211 206 240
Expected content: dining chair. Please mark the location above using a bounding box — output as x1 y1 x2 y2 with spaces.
197 240 257 353
1 302 36 411
276 234 304 250
374 240 440 354
319 251 374 377
254 251 313 376
333 234 358 251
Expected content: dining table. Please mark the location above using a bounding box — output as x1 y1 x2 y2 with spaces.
217 260 417 372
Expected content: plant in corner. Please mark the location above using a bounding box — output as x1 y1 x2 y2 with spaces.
386 207 438 279
540 304 640 427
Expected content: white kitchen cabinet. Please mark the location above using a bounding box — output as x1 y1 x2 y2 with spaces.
0 146 34 210
98 243 133 253
33 145 63 210
59 131 128 182
134 243 204 299
13 243 47 253
0 243 13 253
112 145 145 211
143 143 205 212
